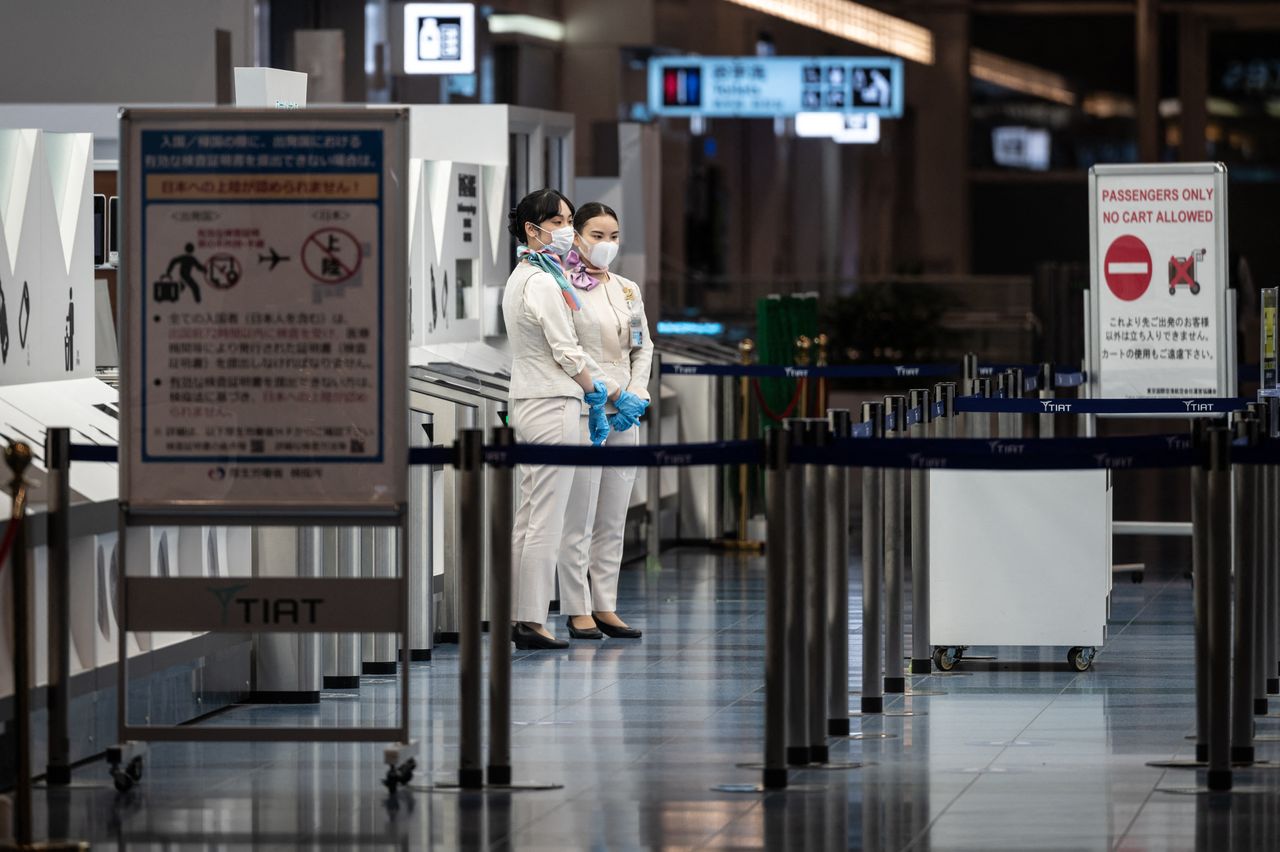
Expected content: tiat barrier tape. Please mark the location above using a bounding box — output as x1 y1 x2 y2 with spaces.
954 396 1250 416
485 439 763 468
68 444 120 464
409 446 457 466
660 361 1090 385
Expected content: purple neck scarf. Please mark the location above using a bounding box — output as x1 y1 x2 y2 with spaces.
565 249 607 291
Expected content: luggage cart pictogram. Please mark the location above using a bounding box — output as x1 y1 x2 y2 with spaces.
1168 248 1205 295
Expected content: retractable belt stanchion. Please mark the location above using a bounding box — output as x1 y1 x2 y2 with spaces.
647 352 663 566
1207 424 1233 791
45 428 73 786
5 443 34 848
456 429 484 789
827 409 852 735
1270 395 1280 698
1038 364 1056 439
972 378 993 439
883 395 907 695
860 402 886 714
1192 420 1211 764
963 353 978 397
1232 413 1259 765
784 418 810 765
909 389 933 676
804 419 830 763
1249 402 1271 717
763 428 789 789
487 426 515 786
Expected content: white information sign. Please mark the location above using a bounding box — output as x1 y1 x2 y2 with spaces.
403 3 476 75
1089 163 1231 399
120 109 409 514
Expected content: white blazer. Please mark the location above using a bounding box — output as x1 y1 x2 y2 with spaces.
568 272 655 404
502 262 614 401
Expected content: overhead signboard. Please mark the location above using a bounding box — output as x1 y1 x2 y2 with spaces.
1088 163 1232 400
403 2 475 75
648 56 903 119
794 111 881 144
119 108 409 515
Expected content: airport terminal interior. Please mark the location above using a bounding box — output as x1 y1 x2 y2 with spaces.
3 0 1280 849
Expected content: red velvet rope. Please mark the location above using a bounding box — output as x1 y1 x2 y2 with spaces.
751 377 806 422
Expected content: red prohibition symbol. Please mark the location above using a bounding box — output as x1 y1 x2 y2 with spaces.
1103 234 1152 302
301 227 363 285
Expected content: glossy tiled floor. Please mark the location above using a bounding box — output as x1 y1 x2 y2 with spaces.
31 549 1280 850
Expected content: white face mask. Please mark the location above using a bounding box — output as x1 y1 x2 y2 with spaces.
585 239 619 270
536 223 575 255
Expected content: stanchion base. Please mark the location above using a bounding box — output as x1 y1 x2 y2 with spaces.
1197 744 1208 763
763 768 788 789
786 747 811 766
414 779 564 793
860 696 883 714
408 649 432 662
884 678 906 694
909 660 931 675
44 766 72 786
809 746 829 764
828 719 850 736
1156 784 1274 796
457 769 484 790
487 766 511 786
1256 699 1270 716
711 782 827 794
362 662 397 676
1268 678 1279 695
322 675 360 689
737 761 865 771
1231 747 1255 765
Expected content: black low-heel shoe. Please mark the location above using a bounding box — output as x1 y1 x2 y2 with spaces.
596 621 642 639
512 623 569 650
567 620 603 640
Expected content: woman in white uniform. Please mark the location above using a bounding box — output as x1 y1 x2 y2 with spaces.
503 189 617 651
558 203 654 640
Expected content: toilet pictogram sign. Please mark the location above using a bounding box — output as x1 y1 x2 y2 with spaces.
1103 235 1152 302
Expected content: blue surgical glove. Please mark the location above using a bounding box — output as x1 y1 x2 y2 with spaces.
588 402 610 445
609 410 636 432
583 380 608 407
615 390 650 423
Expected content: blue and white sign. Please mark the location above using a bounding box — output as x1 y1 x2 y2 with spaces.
649 56 903 119
119 109 409 514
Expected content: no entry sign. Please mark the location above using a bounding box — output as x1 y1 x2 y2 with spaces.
1103 235 1152 302
1089 163 1231 400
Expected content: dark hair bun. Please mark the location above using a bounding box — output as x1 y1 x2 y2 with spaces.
507 206 521 241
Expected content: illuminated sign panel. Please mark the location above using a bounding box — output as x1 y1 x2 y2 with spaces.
403 3 476 75
648 56 903 118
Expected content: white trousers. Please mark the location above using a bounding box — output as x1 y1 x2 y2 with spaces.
510 396 584 624
557 418 640 615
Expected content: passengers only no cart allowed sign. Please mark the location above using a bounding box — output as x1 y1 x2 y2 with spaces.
120 110 408 512
1091 164 1228 399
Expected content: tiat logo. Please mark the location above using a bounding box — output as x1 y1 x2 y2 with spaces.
907 453 948 469
1166 435 1191 451
987 441 1025 455
1041 401 1072 413
672 364 698 375
208 582 251 626
784 367 809 378
895 366 920 377
653 450 693 466
1094 454 1135 469
1183 400 1214 412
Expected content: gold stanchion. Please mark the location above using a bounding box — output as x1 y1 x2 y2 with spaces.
815 333 829 416
794 335 812 418
713 339 765 553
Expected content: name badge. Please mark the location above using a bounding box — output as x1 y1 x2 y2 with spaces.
629 312 644 348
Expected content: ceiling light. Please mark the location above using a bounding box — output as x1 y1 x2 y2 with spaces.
487 14 565 42
971 49 1074 105
724 0 933 65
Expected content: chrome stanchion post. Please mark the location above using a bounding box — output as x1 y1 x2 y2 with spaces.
826 409 852 735
962 353 978 397
456 429 484 789
972 377 993 440
44 428 72 786
487 426 515 786
909 389 933 676
1250 402 1271 717
935 383 957 441
764 428 789 789
1232 413 1259 765
647 352 663 566
804 420 830 762
5 443 33 847
860 402 885 714
1191 420 1210 764
1206 425 1232 791
1038 364 1055 439
883 395 907 695
1270 395 1280 697
784 418 809 765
